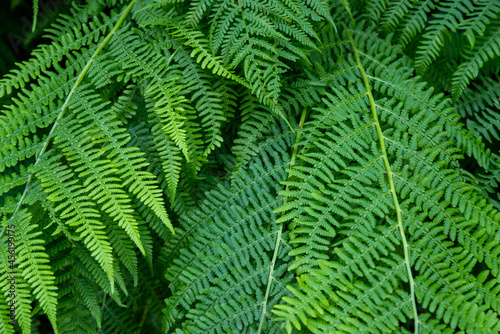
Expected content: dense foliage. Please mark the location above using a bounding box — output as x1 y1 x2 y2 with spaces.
0 0 499 333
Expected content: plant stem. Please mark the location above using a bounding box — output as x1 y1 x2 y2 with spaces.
342 22 419 333
257 108 308 334
0 0 137 239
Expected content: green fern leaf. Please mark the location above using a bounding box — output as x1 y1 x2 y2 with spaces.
34 153 115 292
396 0 438 47
452 21 500 100
460 0 500 48
415 0 474 73
274 23 500 333
71 88 173 233
15 210 58 331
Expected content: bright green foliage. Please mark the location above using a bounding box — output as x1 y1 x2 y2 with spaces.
452 20 500 99
273 23 500 333
0 0 498 333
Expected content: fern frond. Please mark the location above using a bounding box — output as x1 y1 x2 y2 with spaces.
56 268 100 334
454 74 500 117
0 274 32 334
71 244 124 307
54 116 144 256
128 120 182 208
452 21 500 100
105 221 138 288
304 0 335 24
144 0 326 118
34 153 115 291
108 27 193 162
156 17 248 86
459 0 500 48
0 6 111 96
0 166 29 198
0 218 31 334
231 92 275 172
415 0 474 73
396 0 438 47
15 209 58 331
184 0 214 26
32 0 39 32
100 259 166 334
467 107 500 144
0 137 42 175
212 76 238 120
443 112 499 173
364 0 390 22
163 116 295 333
174 46 226 156
71 87 173 233
0 290 14 334
380 0 413 33
274 23 500 333
44 231 99 333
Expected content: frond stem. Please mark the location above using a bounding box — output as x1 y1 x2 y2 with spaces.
0 0 137 239
342 22 419 333
257 108 308 333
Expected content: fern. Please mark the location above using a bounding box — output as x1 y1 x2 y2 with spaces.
0 0 499 333
415 0 474 73
163 115 295 333
460 0 500 49
452 21 500 99
273 23 500 333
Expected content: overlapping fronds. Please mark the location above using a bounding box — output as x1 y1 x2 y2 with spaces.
273 24 500 333
0 0 499 333
163 115 295 333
